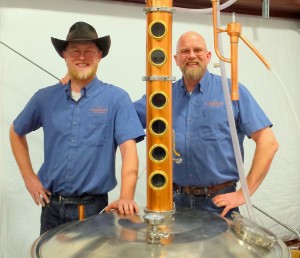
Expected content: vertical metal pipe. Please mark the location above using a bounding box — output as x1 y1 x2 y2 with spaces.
262 0 270 18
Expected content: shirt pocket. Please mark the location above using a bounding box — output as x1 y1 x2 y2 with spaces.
84 114 109 147
196 107 229 141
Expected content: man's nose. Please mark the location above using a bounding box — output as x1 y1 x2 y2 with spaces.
188 50 197 58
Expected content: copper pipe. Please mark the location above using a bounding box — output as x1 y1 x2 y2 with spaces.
211 0 230 63
212 0 240 100
211 0 271 101
227 22 242 100
145 0 174 213
78 204 85 221
240 35 271 69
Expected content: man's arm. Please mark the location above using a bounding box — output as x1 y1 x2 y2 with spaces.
133 96 147 129
213 127 279 217
243 127 279 195
105 139 139 214
9 124 50 206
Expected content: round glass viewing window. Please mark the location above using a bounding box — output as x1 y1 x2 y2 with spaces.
149 21 167 39
150 48 166 66
150 92 167 109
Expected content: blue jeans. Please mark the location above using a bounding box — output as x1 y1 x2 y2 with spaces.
173 185 239 219
40 194 108 235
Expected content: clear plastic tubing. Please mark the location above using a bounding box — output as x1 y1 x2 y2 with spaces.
216 10 256 221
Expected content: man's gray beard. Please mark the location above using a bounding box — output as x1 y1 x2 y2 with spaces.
183 67 202 81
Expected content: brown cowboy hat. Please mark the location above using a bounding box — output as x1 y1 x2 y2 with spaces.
51 21 111 58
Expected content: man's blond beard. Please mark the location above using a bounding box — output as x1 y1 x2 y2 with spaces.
69 64 98 81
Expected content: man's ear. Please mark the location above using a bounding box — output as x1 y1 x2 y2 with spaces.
98 51 103 61
174 54 179 66
62 51 67 61
206 51 212 63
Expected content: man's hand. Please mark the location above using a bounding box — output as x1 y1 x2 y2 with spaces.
9 125 51 207
24 173 51 206
212 190 245 217
213 127 278 218
105 199 139 215
60 74 70 85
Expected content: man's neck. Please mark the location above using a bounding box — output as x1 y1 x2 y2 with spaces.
184 78 201 92
70 77 95 93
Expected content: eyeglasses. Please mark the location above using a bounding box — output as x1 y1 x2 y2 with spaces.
65 49 99 58
177 47 207 57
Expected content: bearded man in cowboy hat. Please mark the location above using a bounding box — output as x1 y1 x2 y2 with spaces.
9 21 145 235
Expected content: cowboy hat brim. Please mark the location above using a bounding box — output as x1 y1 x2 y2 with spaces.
51 36 111 58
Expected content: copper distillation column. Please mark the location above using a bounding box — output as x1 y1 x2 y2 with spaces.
143 0 175 215
142 2 177 243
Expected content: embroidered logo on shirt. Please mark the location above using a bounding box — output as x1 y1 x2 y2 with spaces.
206 101 224 107
90 106 108 114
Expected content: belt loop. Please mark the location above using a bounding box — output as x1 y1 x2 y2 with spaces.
59 195 62 203
204 187 209 199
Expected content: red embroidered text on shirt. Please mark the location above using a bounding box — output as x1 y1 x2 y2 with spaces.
90 107 108 113
206 101 224 107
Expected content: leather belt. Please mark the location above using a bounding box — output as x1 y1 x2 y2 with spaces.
173 181 235 196
51 194 99 204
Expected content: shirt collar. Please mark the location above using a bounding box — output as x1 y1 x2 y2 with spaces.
64 76 99 100
199 70 210 94
179 70 210 96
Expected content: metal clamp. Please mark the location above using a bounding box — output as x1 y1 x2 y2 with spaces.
143 7 175 14
142 75 176 81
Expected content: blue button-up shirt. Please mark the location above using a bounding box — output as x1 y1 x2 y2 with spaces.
134 71 272 187
14 77 145 195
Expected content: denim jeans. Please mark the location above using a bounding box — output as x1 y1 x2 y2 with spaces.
40 194 108 235
173 185 239 220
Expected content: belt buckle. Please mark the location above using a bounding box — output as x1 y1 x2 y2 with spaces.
186 187 195 195
175 184 182 193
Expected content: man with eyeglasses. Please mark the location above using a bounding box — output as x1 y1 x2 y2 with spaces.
134 31 279 219
9 21 145 235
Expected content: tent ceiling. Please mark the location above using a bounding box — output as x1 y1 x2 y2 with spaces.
109 0 300 20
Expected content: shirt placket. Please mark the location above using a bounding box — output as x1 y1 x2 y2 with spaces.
65 100 81 193
186 93 195 181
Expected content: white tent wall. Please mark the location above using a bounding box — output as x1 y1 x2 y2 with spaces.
0 0 299 257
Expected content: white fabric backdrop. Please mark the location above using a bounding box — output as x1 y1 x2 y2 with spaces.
1 0 300 257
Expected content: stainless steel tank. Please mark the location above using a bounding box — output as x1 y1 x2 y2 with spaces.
30 207 290 258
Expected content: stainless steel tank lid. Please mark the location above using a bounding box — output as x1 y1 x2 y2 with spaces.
30 207 290 258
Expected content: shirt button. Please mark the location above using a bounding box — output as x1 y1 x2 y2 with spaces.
73 121 77 125
71 139 74 142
